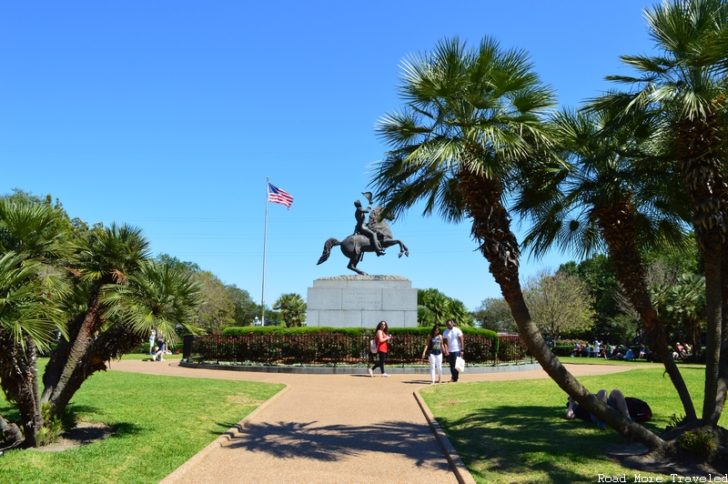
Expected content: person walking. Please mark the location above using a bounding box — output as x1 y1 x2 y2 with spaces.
152 331 166 362
443 319 464 382
148 329 156 355
421 325 444 384
368 321 392 377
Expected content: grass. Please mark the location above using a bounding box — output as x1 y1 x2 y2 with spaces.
420 366 727 484
0 370 283 483
558 356 660 366
118 352 182 361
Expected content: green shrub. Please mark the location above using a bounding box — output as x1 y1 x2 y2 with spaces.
677 428 718 460
193 326 518 365
35 404 66 447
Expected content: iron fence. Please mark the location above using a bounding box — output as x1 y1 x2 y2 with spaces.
191 331 528 366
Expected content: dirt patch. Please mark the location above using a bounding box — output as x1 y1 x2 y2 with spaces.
35 422 113 452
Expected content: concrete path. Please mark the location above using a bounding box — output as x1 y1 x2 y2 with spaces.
110 361 638 484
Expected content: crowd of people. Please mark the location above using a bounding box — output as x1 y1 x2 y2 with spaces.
571 340 651 361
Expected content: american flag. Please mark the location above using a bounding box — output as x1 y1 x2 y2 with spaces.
267 183 294 208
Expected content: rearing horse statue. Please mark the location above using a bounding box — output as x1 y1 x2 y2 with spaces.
317 203 409 275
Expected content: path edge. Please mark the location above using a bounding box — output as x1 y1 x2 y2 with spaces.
161 384 290 483
413 390 476 484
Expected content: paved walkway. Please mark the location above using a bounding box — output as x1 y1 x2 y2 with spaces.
110 361 638 484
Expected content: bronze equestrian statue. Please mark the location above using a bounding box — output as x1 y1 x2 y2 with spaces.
317 195 409 275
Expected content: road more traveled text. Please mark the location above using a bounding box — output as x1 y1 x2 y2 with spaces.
597 474 728 483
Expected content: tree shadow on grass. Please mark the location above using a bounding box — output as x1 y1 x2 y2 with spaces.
218 419 450 470
438 404 645 482
109 422 142 438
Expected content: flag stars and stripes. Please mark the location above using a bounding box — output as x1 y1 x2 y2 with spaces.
267 183 294 208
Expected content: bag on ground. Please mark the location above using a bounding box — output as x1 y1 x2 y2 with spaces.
369 339 378 354
455 356 465 373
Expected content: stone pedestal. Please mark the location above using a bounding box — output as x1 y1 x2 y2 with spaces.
306 275 418 328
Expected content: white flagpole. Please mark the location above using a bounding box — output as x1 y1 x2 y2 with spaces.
260 178 269 326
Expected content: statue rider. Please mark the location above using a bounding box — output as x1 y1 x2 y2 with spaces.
354 200 385 256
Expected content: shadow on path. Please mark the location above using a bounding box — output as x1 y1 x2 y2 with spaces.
221 419 450 471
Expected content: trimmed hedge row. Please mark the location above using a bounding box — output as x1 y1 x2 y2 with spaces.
191 327 527 365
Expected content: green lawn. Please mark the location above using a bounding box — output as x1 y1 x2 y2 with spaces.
558 355 660 366
0 370 283 483
421 367 726 483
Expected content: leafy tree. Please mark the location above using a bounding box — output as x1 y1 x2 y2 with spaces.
371 37 662 447
652 272 706 355
226 285 260 326
524 271 596 342
559 257 623 338
474 297 516 332
191 271 235 333
273 293 306 327
156 253 201 274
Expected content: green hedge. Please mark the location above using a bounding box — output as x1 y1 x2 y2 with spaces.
189 326 526 365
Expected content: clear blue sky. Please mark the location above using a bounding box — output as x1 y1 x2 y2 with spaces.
1 1 657 313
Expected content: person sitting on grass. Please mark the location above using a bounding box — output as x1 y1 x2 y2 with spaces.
565 389 652 429
623 347 634 361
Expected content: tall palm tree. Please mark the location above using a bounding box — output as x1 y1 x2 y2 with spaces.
594 0 728 424
516 108 699 421
372 37 664 448
42 224 150 416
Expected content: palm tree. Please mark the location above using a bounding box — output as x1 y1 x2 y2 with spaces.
41 224 150 417
516 108 699 421
38 261 203 417
0 198 68 447
372 37 664 448
594 0 728 424
105 260 202 344
0 254 64 448
273 293 306 327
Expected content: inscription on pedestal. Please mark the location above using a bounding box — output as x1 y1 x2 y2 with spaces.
307 275 417 328
342 290 381 308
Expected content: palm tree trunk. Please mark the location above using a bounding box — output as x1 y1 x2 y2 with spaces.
44 293 104 417
677 116 726 425
0 414 23 449
702 248 723 423
595 202 697 422
460 172 665 449
715 256 728 424
47 323 141 418
0 335 43 447
41 313 83 404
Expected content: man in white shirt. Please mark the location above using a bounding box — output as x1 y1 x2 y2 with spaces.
443 319 464 382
